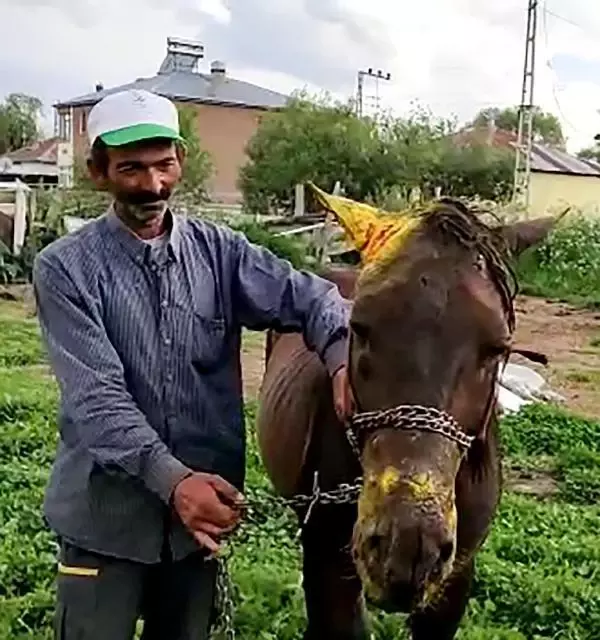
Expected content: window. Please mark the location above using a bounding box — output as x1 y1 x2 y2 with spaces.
58 111 72 141
79 111 87 135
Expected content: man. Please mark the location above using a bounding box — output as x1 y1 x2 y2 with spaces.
33 88 352 640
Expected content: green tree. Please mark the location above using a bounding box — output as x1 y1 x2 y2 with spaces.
239 92 385 213
472 106 565 149
576 144 600 163
177 105 213 201
239 94 516 214
0 93 43 155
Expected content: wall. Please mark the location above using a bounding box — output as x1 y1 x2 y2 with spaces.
530 172 600 216
66 102 265 204
195 103 263 204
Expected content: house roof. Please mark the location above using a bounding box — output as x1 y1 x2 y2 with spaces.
55 68 290 111
4 137 60 164
453 127 600 178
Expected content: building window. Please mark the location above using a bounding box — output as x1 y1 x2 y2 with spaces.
57 111 72 141
80 111 87 135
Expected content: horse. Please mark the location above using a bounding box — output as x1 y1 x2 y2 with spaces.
256 190 560 639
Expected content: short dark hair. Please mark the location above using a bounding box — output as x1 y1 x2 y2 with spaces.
88 137 110 175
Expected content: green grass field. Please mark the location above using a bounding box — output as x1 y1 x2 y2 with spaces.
1 304 599 639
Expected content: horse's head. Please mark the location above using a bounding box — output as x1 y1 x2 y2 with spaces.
309 185 561 613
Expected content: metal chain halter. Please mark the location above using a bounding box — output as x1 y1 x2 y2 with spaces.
345 403 475 456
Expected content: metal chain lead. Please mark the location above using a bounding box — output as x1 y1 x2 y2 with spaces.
208 473 364 638
208 402 475 637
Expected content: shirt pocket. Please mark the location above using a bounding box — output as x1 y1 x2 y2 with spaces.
188 312 228 374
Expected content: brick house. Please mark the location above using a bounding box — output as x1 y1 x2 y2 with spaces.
53 39 289 204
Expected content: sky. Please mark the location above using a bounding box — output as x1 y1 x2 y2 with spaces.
1 0 600 153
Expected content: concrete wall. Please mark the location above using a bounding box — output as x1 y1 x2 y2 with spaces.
530 172 600 216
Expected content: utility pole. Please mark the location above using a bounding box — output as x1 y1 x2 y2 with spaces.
513 0 538 211
356 68 391 118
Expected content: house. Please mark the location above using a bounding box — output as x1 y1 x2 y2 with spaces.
453 126 600 215
0 138 61 187
54 38 289 204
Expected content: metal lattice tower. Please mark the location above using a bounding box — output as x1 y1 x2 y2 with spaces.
356 68 391 118
513 0 538 210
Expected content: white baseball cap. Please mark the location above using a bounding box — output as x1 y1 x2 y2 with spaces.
87 89 183 147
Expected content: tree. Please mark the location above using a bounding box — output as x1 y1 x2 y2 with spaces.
177 105 213 201
239 92 387 213
576 144 600 163
0 93 43 155
239 93 516 215
471 106 565 149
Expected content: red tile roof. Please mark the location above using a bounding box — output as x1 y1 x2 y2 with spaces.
6 137 60 164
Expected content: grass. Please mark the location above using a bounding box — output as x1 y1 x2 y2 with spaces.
0 304 599 638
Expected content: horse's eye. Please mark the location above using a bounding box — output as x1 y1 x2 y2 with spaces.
481 343 509 361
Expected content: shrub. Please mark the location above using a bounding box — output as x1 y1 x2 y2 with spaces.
516 214 600 307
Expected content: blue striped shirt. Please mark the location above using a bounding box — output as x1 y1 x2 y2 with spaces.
33 207 349 563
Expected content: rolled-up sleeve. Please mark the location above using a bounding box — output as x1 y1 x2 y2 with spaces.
230 230 350 376
33 254 191 503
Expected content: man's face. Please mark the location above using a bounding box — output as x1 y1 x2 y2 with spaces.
89 139 183 226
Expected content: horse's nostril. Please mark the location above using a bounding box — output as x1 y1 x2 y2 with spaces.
439 540 454 563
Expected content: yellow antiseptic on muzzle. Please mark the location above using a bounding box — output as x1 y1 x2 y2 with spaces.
307 182 422 269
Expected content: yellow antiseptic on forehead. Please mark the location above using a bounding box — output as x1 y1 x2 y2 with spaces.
307 182 422 268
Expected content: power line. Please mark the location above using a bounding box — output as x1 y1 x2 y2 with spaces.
540 1 591 137
543 7 589 32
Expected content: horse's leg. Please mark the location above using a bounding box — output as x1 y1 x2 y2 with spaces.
299 503 370 640
407 558 474 640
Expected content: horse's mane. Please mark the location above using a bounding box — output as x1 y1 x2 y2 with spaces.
418 197 518 333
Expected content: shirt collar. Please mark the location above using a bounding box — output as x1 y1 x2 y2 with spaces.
105 203 182 264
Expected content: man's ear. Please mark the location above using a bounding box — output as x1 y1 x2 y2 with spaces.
86 157 109 191
498 208 570 257
176 141 187 165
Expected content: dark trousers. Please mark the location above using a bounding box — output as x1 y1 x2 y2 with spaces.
53 540 218 640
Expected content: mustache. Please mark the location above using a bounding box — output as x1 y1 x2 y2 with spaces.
121 188 172 205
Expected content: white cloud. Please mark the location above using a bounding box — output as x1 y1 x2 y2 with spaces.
1 0 599 152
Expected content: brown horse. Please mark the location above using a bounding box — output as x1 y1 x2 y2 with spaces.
256 196 560 639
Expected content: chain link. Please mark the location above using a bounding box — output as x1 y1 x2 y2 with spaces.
208 471 363 638
350 404 475 451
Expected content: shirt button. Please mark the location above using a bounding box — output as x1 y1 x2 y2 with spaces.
166 373 173 382
164 337 171 345
161 300 169 308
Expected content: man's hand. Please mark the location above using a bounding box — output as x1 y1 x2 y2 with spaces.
332 365 355 423
172 473 245 553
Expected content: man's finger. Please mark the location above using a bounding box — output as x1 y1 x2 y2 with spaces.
193 529 220 554
194 519 238 537
206 475 244 505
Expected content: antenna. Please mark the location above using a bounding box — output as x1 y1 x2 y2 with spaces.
513 0 538 211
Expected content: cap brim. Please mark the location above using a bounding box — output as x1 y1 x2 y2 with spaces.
99 123 183 147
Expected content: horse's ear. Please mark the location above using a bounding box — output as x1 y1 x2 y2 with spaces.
498 209 569 257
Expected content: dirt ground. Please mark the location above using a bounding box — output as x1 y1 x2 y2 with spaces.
242 295 600 420
1 284 598 420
